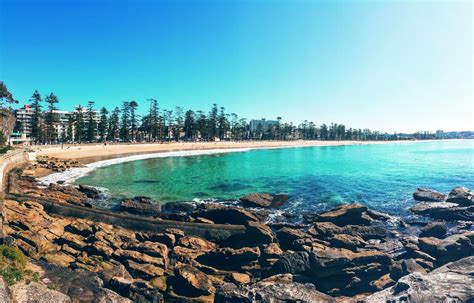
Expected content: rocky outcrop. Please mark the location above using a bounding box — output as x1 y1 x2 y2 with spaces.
365 256 474 302
10 282 72 303
419 221 446 238
120 197 161 216
446 186 474 206
316 203 372 226
413 187 446 202
240 193 289 208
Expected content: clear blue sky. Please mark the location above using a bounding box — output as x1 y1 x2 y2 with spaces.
0 0 472 133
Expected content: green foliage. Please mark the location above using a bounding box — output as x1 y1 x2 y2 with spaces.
31 272 40 282
0 266 24 285
0 245 28 285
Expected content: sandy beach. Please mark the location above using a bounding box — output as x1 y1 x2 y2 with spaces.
32 140 418 164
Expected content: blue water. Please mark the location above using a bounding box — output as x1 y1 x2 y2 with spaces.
76 140 474 216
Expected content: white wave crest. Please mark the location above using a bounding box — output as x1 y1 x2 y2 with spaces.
38 148 252 186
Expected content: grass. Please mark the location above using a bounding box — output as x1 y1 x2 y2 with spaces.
0 245 40 285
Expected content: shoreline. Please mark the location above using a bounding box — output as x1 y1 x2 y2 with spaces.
32 139 437 165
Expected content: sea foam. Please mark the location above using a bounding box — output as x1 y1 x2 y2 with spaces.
38 148 252 186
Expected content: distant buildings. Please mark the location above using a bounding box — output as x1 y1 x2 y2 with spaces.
13 104 99 143
249 119 279 132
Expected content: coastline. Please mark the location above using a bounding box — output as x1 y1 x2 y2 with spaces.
33 140 432 165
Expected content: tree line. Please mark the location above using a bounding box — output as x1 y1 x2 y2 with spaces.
8 87 433 144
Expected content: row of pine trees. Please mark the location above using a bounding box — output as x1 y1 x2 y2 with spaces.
19 90 398 144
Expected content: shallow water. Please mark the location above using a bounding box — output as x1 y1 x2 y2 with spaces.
75 140 474 216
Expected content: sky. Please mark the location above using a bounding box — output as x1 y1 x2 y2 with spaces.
0 0 472 133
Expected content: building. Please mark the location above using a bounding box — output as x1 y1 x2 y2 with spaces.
13 104 99 142
249 119 279 132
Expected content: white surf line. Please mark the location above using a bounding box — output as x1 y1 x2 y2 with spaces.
38 148 253 186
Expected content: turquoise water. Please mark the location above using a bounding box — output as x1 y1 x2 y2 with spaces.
76 140 474 215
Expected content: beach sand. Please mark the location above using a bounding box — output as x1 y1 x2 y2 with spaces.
32 140 417 164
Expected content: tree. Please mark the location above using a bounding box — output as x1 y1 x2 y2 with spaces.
44 93 59 143
320 124 328 140
173 106 184 141
29 90 42 143
184 110 196 140
147 98 160 141
107 107 120 141
129 101 139 141
0 81 18 107
217 106 229 140
120 101 130 141
74 105 86 143
98 107 109 141
208 104 218 139
86 101 97 142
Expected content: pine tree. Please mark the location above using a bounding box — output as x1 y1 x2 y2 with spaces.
184 110 195 140
107 107 120 141
29 90 42 143
74 105 86 143
86 101 97 142
98 107 109 141
129 101 138 141
120 101 130 141
44 93 59 143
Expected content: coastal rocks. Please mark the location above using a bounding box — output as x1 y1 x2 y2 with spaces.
190 204 259 225
419 221 447 238
365 256 474 302
225 221 275 248
197 247 260 270
215 281 335 303
308 222 386 241
413 187 446 202
316 203 372 226
417 232 474 265
78 184 102 200
161 201 196 212
172 264 215 297
120 197 161 216
240 193 289 209
446 186 474 206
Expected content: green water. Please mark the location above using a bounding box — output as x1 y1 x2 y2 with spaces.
76 140 474 215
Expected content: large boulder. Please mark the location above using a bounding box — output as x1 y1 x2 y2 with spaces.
308 222 386 241
215 281 334 303
276 227 312 250
410 202 474 221
172 264 215 297
161 201 196 212
365 256 474 302
446 186 474 206
413 187 446 202
77 184 102 199
240 193 289 209
419 222 447 238
316 203 372 226
225 221 275 248
120 197 161 216
417 232 474 265
191 204 259 225
197 247 260 270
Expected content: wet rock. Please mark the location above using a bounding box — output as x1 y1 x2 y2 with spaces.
240 193 289 209
410 202 474 221
215 281 334 303
316 203 372 226
419 221 447 238
417 232 474 265
446 186 474 206
413 187 447 202
365 256 474 302
172 264 215 297
78 184 102 199
120 197 161 216
191 204 259 225
161 201 196 212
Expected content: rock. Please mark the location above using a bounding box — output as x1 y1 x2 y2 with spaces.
413 187 447 202
270 251 312 275
418 232 474 265
262 243 283 258
197 247 260 270
173 264 215 297
309 222 386 241
0 277 12 303
226 221 275 248
240 193 289 209
124 241 168 261
11 282 72 303
316 203 372 226
365 256 474 302
230 273 251 284
191 204 259 225
446 186 474 206
77 184 102 199
410 202 474 221
120 198 161 216
328 234 367 251
126 260 164 279
276 227 312 250
161 201 196 212
215 281 334 303
112 249 166 268
401 258 427 275
419 221 447 238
